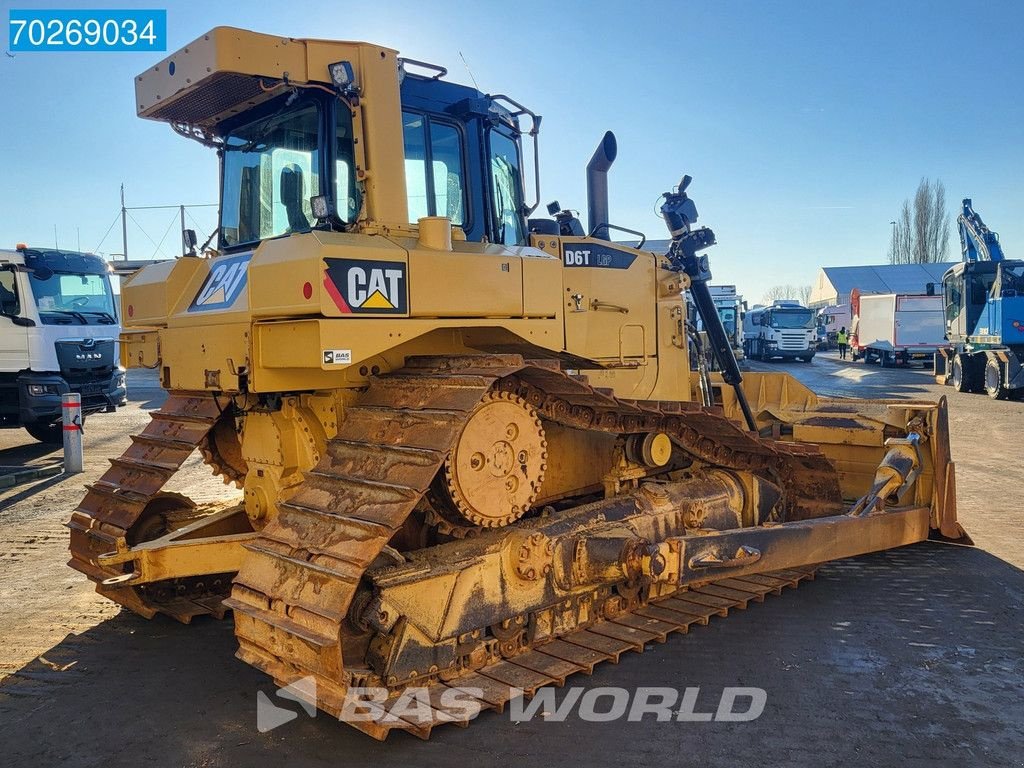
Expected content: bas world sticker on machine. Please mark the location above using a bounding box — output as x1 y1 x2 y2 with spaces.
323 349 353 365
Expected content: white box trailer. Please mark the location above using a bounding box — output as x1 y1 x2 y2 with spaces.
851 292 945 367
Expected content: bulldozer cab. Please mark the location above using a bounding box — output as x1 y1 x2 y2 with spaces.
211 58 532 251
136 28 536 251
399 72 533 246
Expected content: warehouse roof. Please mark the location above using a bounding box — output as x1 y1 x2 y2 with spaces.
819 262 956 299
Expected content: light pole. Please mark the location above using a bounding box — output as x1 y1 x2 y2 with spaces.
889 220 897 262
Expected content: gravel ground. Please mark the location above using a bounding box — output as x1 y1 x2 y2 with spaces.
0 361 1021 768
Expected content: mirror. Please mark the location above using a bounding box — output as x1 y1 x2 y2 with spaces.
183 229 198 254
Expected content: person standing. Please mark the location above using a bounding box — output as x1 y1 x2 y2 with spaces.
837 327 849 360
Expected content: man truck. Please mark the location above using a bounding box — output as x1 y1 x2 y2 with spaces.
0 246 127 442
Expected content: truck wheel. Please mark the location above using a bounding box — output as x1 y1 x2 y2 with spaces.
800 355 813 363
951 354 978 393
25 421 62 444
984 357 1009 400
881 352 895 368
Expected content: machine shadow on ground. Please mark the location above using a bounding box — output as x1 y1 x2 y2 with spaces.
2 542 1021 768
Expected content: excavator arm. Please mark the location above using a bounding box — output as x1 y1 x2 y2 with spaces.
958 198 1006 263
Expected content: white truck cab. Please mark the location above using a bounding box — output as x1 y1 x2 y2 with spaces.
0 246 126 442
742 300 817 362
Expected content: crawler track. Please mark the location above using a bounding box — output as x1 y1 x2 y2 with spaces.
67 391 229 622
326 566 817 740
224 354 840 738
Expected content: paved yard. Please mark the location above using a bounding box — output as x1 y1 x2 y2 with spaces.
1 361 1021 767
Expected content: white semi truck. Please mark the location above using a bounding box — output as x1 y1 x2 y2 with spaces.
850 290 945 367
816 303 852 350
742 300 817 362
690 284 745 362
0 246 127 443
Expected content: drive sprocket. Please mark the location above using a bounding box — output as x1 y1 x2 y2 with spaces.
442 391 547 529
198 413 247 487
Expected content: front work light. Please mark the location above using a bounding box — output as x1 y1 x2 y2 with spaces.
328 61 356 92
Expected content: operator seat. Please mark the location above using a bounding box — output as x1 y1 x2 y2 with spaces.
280 164 310 232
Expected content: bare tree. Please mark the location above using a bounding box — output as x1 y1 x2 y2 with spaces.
762 284 811 305
889 178 950 264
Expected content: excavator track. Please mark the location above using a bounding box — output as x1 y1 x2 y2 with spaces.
67 391 228 622
226 354 841 739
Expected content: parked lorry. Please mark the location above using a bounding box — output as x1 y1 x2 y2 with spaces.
690 284 745 366
742 300 816 361
849 289 945 367
935 198 1024 398
816 304 851 350
0 246 126 442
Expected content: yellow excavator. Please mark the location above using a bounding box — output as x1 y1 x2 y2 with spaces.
68 27 969 739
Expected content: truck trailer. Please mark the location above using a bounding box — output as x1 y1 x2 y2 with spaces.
850 290 945 367
0 246 127 442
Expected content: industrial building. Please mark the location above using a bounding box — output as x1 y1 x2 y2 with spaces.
808 262 956 308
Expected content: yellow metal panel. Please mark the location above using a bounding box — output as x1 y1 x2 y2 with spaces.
406 241 524 318
522 252 562 318
341 44 408 226
161 322 250 391
559 237 657 362
251 317 564 392
120 329 159 369
249 230 409 319
135 27 312 121
122 257 206 327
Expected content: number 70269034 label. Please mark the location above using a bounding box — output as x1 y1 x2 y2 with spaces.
8 9 167 52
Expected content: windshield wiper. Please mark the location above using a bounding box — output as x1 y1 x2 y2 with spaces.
81 310 117 324
50 309 90 324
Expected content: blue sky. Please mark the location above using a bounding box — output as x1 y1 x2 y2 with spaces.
1 0 1022 302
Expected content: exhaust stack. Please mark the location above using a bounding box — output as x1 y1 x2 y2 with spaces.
587 131 617 240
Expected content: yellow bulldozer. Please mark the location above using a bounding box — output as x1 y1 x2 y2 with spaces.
68 27 969 739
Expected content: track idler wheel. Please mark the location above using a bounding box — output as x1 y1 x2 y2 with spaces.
442 391 547 529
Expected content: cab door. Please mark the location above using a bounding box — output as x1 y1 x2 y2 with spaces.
559 239 656 363
942 270 967 342
0 267 30 367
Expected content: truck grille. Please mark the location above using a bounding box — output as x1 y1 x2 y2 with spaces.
55 339 116 382
778 332 806 351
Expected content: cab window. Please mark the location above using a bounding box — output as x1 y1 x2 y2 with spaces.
402 112 467 226
488 129 526 245
943 277 962 322
221 102 321 247
0 268 20 316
